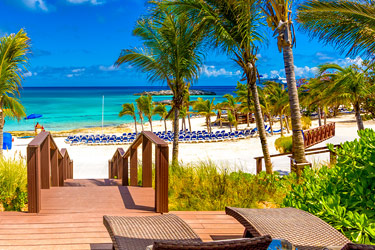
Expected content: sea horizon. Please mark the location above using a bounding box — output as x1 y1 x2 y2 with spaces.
6 85 238 132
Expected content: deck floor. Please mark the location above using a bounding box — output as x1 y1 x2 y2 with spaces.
0 179 243 249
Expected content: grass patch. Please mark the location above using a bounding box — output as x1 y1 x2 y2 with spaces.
274 136 293 153
0 155 28 211
168 160 296 211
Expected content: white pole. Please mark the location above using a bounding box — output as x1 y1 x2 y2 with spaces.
102 95 104 135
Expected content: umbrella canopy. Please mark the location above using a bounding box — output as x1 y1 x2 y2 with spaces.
25 114 42 120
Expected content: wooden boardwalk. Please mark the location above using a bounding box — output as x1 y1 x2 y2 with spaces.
0 179 243 250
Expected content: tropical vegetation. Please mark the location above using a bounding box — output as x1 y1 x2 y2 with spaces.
115 5 205 165
0 29 30 156
119 103 138 134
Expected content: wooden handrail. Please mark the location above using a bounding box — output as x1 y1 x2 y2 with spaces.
27 131 73 213
255 143 341 174
109 131 169 213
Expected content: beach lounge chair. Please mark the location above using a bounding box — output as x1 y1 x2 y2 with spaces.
225 207 351 250
103 214 272 250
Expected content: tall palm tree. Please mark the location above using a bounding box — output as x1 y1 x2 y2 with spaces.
227 110 237 132
215 102 225 129
153 104 168 132
168 0 273 173
297 1 375 59
193 97 216 133
235 82 253 127
262 0 307 164
317 63 371 130
135 97 145 131
115 8 205 165
0 29 30 156
137 95 154 132
119 103 138 134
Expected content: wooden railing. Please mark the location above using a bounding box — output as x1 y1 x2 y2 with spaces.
255 144 340 174
109 131 169 213
27 131 73 213
304 122 335 148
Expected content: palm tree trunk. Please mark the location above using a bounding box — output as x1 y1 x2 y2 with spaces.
247 113 250 127
354 101 364 130
208 116 212 133
149 117 153 132
249 82 272 174
317 107 322 127
323 106 327 125
164 118 167 133
0 110 3 156
229 123 232 132
280 113 284 136
284 116 290 133
172 108 180 166
268 113 274 135
133 117 138 134
139 113 144 131
283 45 306 163
187 114 191 131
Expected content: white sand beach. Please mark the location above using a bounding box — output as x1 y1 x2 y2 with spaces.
4 113 373 179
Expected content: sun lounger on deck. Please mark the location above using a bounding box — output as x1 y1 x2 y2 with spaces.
103 214 272 250
225 207 351 250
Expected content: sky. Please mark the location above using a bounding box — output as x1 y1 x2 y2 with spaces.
0 0 364 87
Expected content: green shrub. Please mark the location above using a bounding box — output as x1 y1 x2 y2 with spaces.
0 156 28 211
283 129 375 244
168 160 296 211
274 136 293 153
361 113 374 121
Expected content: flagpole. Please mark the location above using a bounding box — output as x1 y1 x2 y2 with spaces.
102 95 104 134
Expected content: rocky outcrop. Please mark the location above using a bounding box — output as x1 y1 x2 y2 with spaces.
134 89 216 96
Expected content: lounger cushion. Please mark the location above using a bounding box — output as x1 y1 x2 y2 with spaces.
151 235 272 250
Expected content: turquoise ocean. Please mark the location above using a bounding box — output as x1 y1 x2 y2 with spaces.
5 86 236 132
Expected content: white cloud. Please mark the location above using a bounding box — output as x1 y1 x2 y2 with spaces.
334 56 363 68
315 52 335 61
200 65 241 77
66 0 105 5
99 65 120 71
66 74 74 78
270 70 281 78
72 68 85 73
22 71 32 77
261 73 269 79
22 0 49 11
294 65 319 78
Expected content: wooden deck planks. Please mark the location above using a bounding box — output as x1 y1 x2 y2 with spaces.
0 179 243 249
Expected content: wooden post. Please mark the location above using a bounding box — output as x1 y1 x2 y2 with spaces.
69 160 73 179
118 154 123 181
63 156 67 181
256 158 262 174
58 158 64 186
155 145 168 213
50 148 59 187
113 154 118 179
108 160 113 179
130 147 138 186
40 135 51 189
122 157 129 186
27 146 41 213
142 135 152 187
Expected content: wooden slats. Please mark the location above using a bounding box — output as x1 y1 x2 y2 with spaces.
0 180 243 249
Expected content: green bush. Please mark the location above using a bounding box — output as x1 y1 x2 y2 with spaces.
283 128 375 244
361 113 374 121
274 136 293 153
0 156 28 211
168 160 296 211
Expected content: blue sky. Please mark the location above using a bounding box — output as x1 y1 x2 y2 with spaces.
0 0 364 87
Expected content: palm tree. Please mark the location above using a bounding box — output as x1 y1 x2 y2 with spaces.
215 102 225 129
153 104 168 132
227 110 237 132
137 95 154 132
167 0 273 173
115 8 205 165
222 94 238 130
193 97 216 133
297 1 375 59
235 82 253 127
262 0 307 164
135 97 145 131
0 29 30 156
263 81 289 135
317 63 371 130
119 103 138 134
